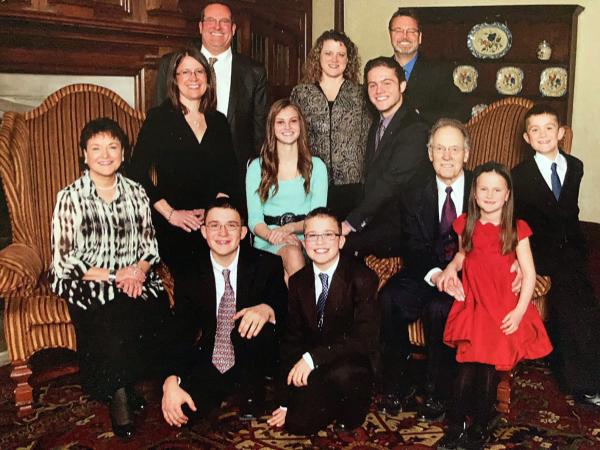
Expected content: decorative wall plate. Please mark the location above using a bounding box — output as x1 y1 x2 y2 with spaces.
540 67 568 97
471 103 488 117
495 66 524 95
467 22 512 59
453 65 478 93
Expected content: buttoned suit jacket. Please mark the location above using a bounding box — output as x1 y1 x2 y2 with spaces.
403 55 470 125
346 102 431 232
400 171 473 280
171 244 286 375
155 48 267 172
281 256 380 372
512 152 586 276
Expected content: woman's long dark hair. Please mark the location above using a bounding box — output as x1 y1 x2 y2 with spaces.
463 161 518 255
257 99 312 203
165 47 217 114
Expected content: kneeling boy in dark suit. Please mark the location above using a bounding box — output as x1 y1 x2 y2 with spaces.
268 207 380 434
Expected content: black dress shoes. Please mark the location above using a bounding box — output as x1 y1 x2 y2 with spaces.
418 396 446 420
437 420 468 450
460 423 491 450
379 385 417 414
110 387 135 440
127 388 147 414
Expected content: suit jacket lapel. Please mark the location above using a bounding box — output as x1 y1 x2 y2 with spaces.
528 158 557 204
367 104 408 169
299 265 319 333
420 177 438 243
227 54 240 124
322 258 347 333
197 255 218 338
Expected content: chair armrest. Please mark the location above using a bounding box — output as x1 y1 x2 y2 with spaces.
364 255 403 291
0 243 43 295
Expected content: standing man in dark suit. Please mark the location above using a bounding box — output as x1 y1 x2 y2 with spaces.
389 8 469 125
161 198 287 427
155 1 267 178
379 119 471 418
513 104 600 405
268 208 379 434
341 56 431 257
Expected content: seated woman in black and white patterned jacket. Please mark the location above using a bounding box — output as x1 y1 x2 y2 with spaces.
49 117 171 440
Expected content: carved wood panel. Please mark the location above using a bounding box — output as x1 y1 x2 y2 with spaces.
0 0 311 109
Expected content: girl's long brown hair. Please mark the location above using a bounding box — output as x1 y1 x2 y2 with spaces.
257 99 313 203
462 162 518 255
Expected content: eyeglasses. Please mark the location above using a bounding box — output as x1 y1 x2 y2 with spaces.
206 222 241 232
305 232 341 243
202 17 233 27
390 27 420 37
176 68 206 80
430 145 464 155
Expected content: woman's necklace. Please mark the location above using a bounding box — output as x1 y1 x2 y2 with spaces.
95 178 118 191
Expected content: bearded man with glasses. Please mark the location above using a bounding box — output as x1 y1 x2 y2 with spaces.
389 8 469 125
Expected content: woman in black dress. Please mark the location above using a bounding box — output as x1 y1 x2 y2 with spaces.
130 47 239 273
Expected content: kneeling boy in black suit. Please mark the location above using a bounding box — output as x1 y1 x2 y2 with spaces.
268 207 380 434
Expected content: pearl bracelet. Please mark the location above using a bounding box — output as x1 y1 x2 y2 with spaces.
167 209 175 222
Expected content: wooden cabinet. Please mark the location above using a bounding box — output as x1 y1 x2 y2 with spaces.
416 5 583 124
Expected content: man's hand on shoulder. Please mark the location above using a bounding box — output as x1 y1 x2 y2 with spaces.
233 303 275 339
161 375 196 427
341 221 354 236
287 357 313 387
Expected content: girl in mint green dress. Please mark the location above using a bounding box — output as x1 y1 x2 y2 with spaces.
246 99 328 282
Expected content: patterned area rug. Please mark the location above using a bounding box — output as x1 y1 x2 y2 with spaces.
1 360 600 449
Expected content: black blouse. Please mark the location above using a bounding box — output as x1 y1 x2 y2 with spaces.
129 101 240 210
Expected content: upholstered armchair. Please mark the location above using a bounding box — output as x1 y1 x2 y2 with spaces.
366 97 572 413
0 84 147 416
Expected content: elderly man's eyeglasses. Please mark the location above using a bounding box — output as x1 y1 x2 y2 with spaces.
430 145 464 155
206 222 241 232
305 232 341 243
202 17 232 27
176 69 206 79
390 27 420 37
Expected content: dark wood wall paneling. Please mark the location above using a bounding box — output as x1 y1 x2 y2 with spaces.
416 5 582 124
0 0 311 110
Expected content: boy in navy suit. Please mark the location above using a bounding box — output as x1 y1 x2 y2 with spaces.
513 104 600 406
268 207 379 434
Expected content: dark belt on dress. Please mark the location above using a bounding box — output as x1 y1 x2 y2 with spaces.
264 213 306 226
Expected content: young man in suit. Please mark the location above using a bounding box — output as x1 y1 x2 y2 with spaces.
161 198 287 427
513 104 600 406
379 119 471 419
342 56 431 258
155 1 267 178
268 207 379 434
388 8 469 125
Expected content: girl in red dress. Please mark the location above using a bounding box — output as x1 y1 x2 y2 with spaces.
436 162 552 450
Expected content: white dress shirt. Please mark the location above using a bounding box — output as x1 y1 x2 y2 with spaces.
210 247 239 314
201 46 233 117
424 173 465 286
534 152 567 190
303 256 341 369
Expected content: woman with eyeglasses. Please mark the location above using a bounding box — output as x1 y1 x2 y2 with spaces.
246 99 328 283
291 30 371 219
130 47 239 275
